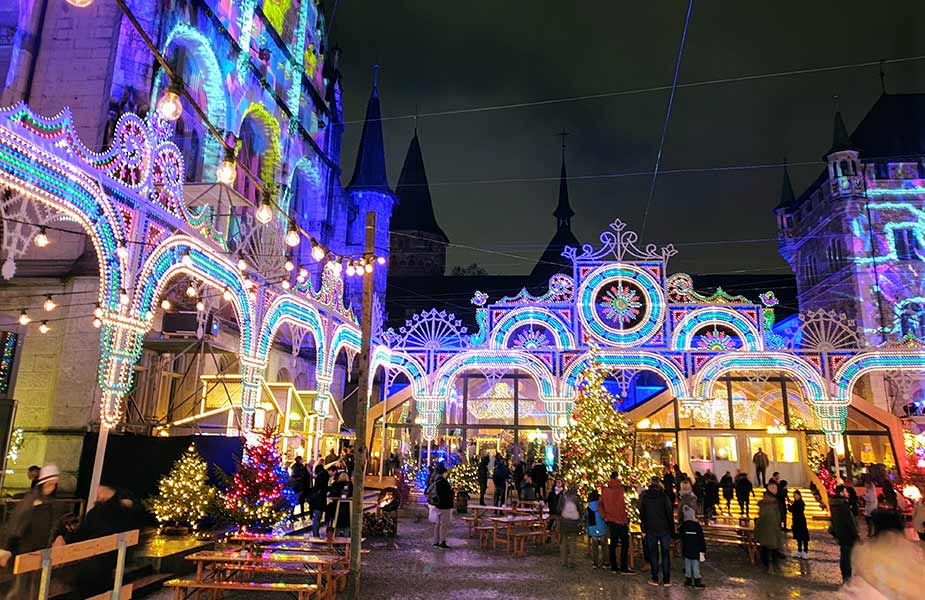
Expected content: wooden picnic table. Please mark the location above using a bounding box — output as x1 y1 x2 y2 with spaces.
186 548 343 600
488 515 544 554
701 522 757 564
229 533 356 553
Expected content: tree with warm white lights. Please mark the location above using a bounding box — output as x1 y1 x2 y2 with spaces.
561 348 656 522
219 428 294 531
147 444 215 530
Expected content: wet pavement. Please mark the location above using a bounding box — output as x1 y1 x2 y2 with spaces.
145 508 847 599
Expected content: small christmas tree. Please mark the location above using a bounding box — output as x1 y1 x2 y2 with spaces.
448 460 479 493
561 347 656 522
220 428 294 531
147 444 215 530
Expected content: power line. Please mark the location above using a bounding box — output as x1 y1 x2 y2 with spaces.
341 54 925 125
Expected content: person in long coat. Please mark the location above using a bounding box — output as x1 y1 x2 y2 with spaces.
754 483 784 571
789 490 810 559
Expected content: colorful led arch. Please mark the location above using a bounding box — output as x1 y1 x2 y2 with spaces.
576 263 665 346
430 352 557 399
258 295 326 364
561 350 689 398
833 350 925 405
670 307 763 351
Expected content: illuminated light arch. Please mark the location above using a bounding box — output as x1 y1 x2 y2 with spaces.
154 22 229 177
489 307 575 350
370 345 428 398
318 321 363 381
132 235 255 356
257 294 325 364
671 307 763 351
576 263 665 347
833 351 925 405
561 351 689 399
430 351 557 399
237 103 282 198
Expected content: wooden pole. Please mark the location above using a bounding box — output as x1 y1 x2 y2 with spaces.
88 425 109 509
347 212 376 599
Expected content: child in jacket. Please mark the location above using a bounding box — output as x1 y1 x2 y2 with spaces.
680 505 706 588
586 491 608 568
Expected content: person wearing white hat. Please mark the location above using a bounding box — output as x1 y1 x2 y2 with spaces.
0 464 67 599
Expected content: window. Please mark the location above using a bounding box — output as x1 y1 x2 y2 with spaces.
894 229 921 260
713 436 738 462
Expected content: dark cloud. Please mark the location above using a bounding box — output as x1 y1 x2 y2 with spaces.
330 0 925 275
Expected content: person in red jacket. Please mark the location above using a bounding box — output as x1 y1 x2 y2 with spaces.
598 472 635 574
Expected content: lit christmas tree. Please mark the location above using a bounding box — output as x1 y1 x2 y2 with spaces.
220 428 294 531
449 460 479 493
147 444 215 530
561 347 656 522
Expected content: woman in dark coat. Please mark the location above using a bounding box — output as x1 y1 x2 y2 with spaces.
309 463 331 537
477 455 489 506
327 472 353 536
789 490 810 559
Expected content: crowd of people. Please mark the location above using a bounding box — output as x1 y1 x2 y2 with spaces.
288 447 357 537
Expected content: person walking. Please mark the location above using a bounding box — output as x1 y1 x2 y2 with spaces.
531 460 548 499
790 489 810 559
704 472 719 523
0 465 67 599
289 456 310 518
492 458 510 507
639 476 674 587
720 471 734 515
734 471 754 518
512 459 525 500
586 491 607 569
863 481 878 537
599 472 634 574
557 485 583 568
754 482 784 572
476 455 489 506
829 484 859 583
309 462 331 537
752 448 769 487
431 467 454 549
680 505 706 588
776 476 789 530
663 466 676 507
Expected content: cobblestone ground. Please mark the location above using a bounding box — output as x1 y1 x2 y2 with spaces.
146 509 847 599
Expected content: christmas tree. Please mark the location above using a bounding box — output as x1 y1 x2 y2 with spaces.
147 444 215 530
449 460 479 493
219 428 294 531
561 347 656 522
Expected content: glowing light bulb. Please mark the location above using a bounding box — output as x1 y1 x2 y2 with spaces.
66 0 94 7
216 148 237 185
161 298 172 311
299 267 308 279
281 279 291 289
181 250 193 267
92 317 102 328
311 244 325 261
364 263 373 274
345 264 356 277
237 257 247 272
332 261 343 274
376 256 386 265
156 79 183 122
195 298 205 312
285 223 300 247
43 296 56 312
117 244 129 260
223 287 233 301
94 304 103 319
119 288 130 305
255 196 274 224
186 282 197 297
34 227 49 248
39 321 49 334
18 310 30 326
284 259 294 272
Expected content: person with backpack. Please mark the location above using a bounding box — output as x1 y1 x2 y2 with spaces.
557 485 583 568
680 505 706 588
428 466 454 549
586 490 607 569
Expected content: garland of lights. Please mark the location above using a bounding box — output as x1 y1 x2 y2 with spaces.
490 307 575 350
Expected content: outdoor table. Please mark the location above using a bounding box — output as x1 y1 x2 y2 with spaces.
229 533 356 554
186 548 343 600
489 515 542 553
468 504 519 527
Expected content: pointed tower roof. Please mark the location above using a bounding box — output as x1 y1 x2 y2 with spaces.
347 65 391 193
391 130 448 242
827 97 857 156
774 161 796 211
530 137 579 282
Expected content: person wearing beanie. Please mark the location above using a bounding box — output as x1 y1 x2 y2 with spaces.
0 464 67 599
679 505 706 588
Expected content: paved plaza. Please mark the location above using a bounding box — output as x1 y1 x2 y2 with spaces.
146 505 846 599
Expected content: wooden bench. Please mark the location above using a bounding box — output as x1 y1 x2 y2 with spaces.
511 528 546 557
475 526 495 549
461 515 478 537
13 529 138 600
164 578 319 599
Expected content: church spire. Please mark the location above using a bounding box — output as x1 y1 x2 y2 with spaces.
392 130 447 242
553 130 574 228
827 96 856 156
347 65 390 192
774 160 796 211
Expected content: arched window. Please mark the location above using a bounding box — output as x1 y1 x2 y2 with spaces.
161 45 209 182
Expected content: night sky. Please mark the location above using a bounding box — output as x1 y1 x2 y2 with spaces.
330 1 925 277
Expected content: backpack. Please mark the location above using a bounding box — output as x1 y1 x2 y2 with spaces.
561 497 580 520
586 507 598 528
426 481 440 506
